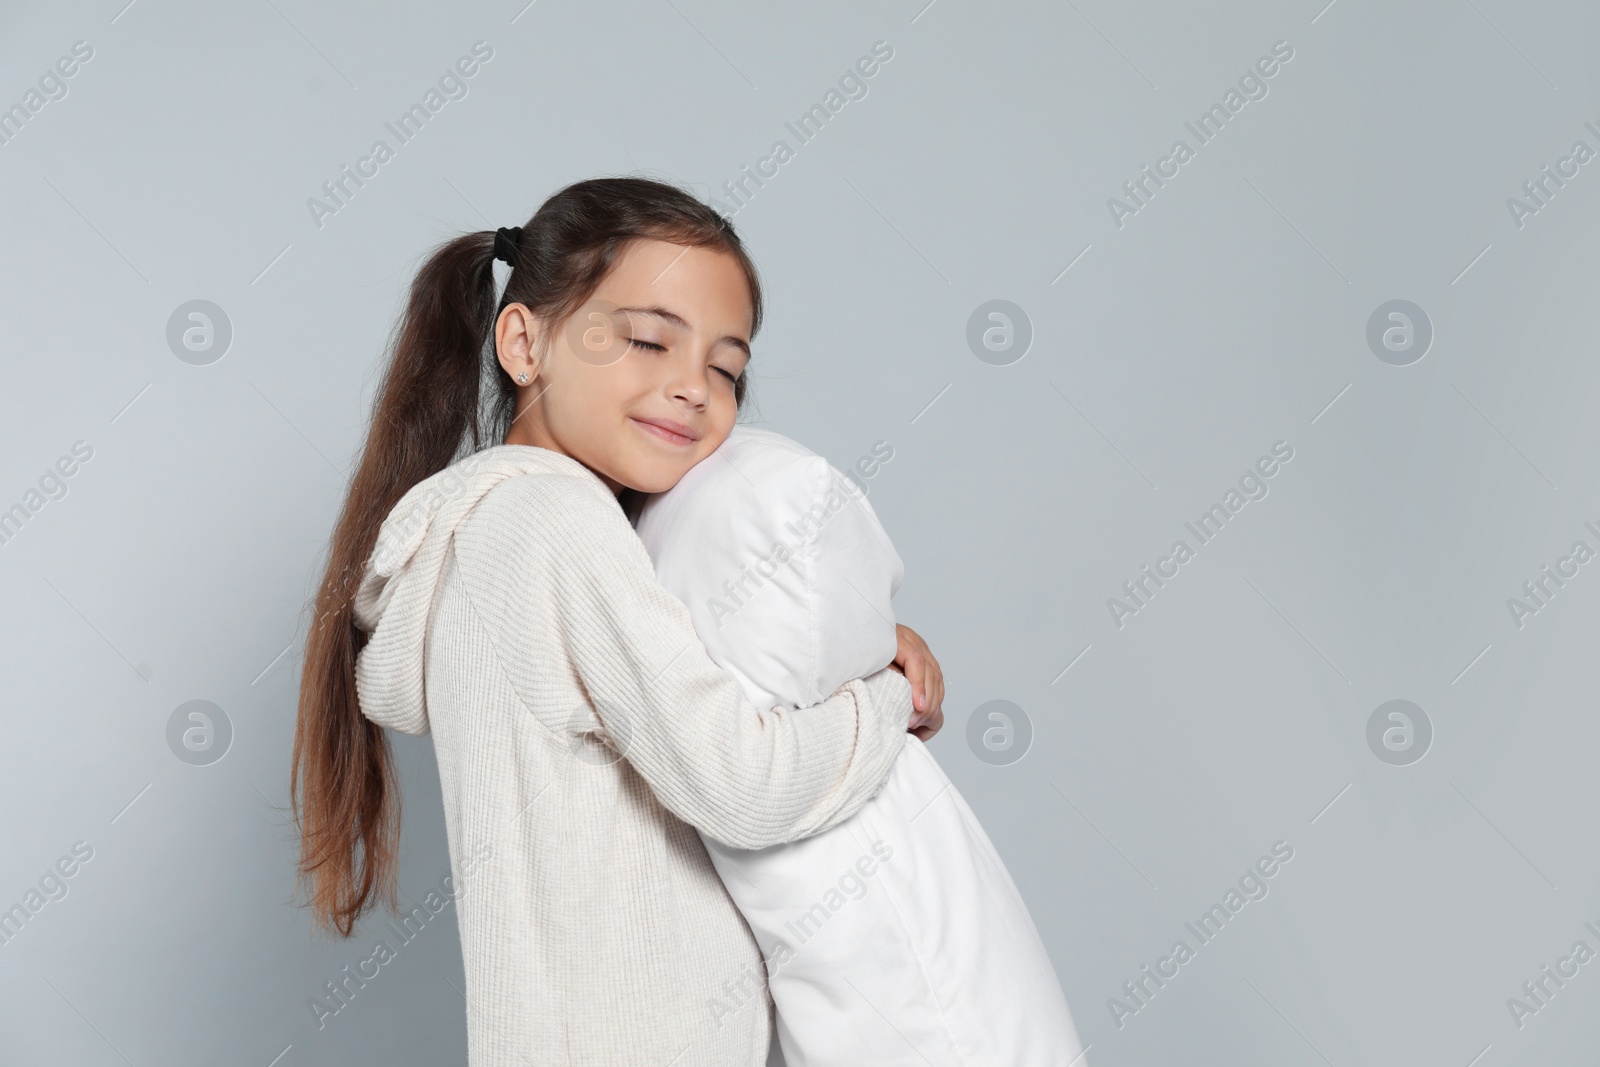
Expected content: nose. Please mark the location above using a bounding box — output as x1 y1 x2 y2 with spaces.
662 350 711 409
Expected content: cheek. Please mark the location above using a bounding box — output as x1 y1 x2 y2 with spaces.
701 403 738 452
578 361 642 419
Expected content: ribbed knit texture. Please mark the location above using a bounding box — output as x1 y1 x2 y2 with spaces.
351 443 916 1065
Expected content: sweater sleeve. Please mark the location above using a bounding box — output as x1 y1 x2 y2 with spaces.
475 472 916 850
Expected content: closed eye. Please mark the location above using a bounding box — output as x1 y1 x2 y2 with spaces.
627 337 741 384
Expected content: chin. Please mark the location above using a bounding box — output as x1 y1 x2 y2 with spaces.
628 460 694 495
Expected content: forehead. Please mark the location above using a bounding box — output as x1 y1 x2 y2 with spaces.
596 238 754 337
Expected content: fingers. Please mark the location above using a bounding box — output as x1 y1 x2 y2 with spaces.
905 666 926 727
893 623 950 740
910 704 944 741
913 644 941 718
894 625 926 714
893 623 945 729
913 653 936 721
908 655 940 731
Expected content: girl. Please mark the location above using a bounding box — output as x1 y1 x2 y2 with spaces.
291 175 945 1065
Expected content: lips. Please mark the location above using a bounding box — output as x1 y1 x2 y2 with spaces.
631 416 700 446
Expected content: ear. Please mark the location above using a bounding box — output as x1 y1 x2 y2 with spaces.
495 302 545 382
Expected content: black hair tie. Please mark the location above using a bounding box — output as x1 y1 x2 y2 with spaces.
493 225 522 265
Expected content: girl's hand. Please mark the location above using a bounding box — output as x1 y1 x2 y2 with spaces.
890 623 944 741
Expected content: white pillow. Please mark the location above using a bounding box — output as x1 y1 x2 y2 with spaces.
636 426 1088 1067
635 424 903 712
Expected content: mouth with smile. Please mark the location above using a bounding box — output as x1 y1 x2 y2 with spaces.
630 415 700 447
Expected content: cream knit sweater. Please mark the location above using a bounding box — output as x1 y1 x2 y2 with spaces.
352 443 916 1065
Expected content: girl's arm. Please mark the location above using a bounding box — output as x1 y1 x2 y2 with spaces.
466 472 920 850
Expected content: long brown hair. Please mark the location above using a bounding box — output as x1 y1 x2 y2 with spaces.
291 175 763 937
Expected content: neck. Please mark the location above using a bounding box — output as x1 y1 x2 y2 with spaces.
503 425 625 496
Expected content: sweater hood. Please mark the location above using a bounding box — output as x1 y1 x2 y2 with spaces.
352 443 604 735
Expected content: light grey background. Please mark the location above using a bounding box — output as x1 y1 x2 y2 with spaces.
3 0 1598 1063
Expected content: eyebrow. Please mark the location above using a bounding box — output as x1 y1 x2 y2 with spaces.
612 304 751 361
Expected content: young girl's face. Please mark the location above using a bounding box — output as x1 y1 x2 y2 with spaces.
497 237 752 496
